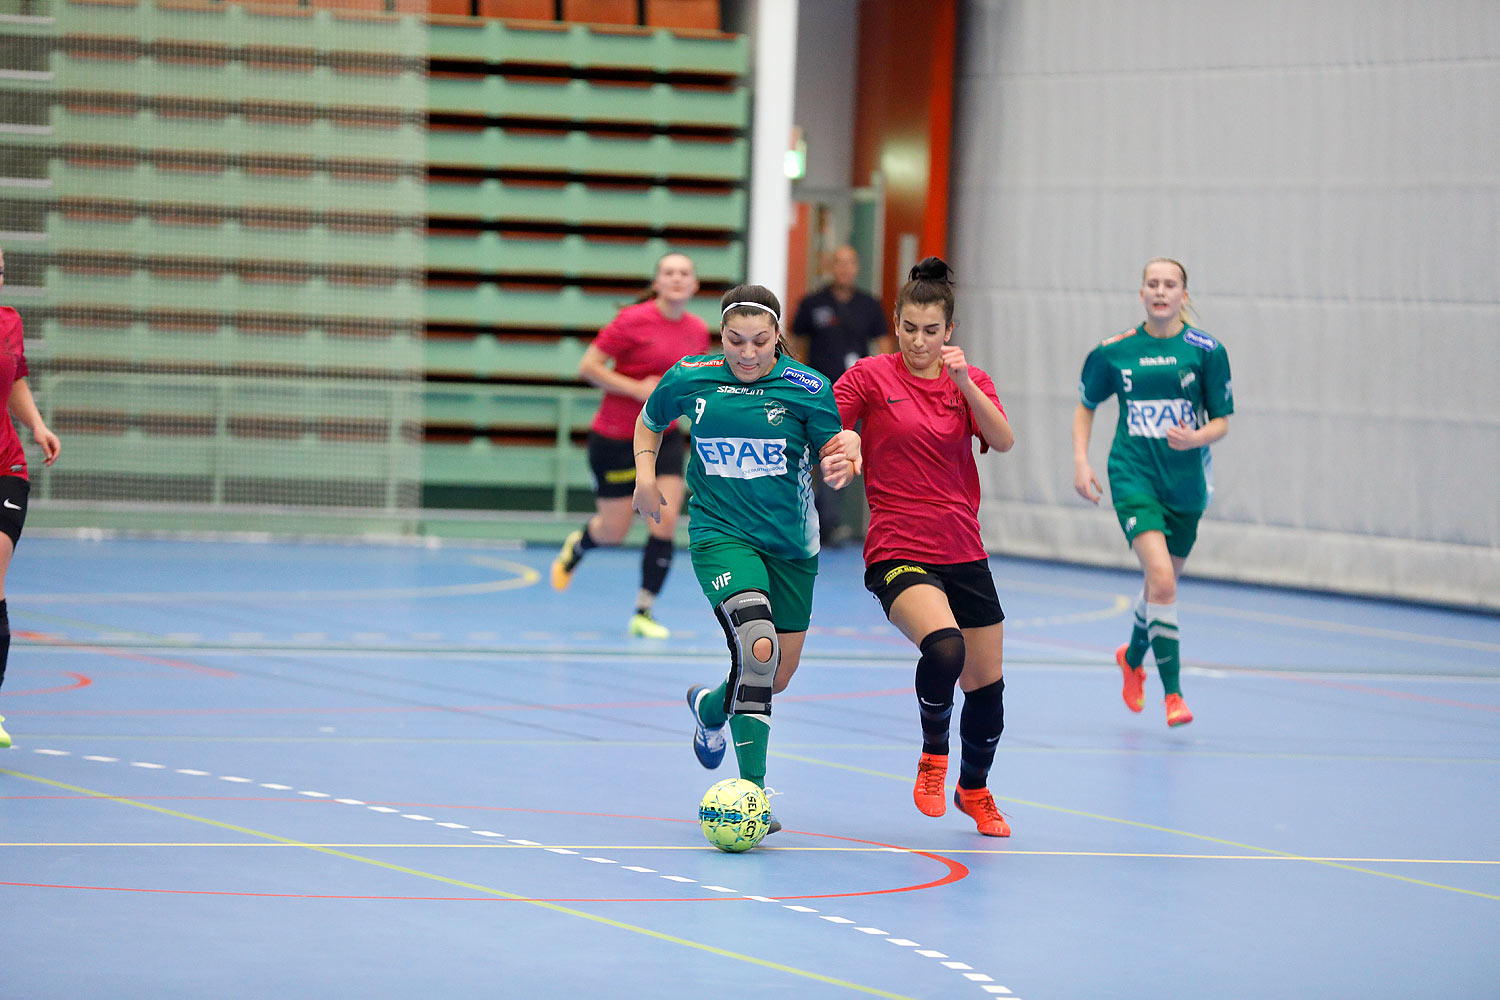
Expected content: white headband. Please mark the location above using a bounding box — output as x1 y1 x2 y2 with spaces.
722 301 781 323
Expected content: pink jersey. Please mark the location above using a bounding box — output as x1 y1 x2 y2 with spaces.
833 351 1005 566
589 300 711 439
0 307 30 480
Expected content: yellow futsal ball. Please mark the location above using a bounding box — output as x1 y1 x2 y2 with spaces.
698 778 770 853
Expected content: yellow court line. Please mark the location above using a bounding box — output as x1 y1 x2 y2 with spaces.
17 556 539 606
1004 594 1132 629
990 573 1500 653
4 842 1498 866
0 768 916 1000
13 735 1500 766
769 753 1500 901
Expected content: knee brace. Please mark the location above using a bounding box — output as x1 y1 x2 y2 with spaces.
714 590 779 716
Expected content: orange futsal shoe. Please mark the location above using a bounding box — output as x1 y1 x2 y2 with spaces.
1116 644 1146 713
1165 693 1194 728
953 786 1011 837
913 752 948 817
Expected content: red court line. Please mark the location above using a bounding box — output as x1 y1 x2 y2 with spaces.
15 632 237 679
0 672 93 697
0 799 969 903
0 796 352 803
4 688 912 718
0 881 938 904
1292 677 1500 712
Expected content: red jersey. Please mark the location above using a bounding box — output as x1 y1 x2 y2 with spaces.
589 300 711 439
833 351 1005 565
0 307 31 480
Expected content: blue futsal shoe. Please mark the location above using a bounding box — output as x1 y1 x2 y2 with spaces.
686 685 726 769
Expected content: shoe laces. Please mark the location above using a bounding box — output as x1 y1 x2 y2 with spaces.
960 788 1005 822
915 757 947 796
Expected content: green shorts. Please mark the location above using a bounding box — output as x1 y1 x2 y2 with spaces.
689 534 818 633
1113 494 1202 558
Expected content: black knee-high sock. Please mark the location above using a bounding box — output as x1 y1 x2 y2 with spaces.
957 677 1005 790
0 599 9 690
638 536 674 612
564 522 601 571
914 628 965 756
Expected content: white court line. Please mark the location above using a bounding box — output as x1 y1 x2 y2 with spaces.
31 745 1017 996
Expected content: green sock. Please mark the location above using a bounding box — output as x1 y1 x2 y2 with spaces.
1125 591 1151 668
1147 602 1181 696
696 680 730 728
727 713 769 787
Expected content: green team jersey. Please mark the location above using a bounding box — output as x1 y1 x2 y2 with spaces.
643 352 844 560
1078 323 1234 511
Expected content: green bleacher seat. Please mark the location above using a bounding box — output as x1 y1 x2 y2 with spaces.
424 331 589 379
424 283 627 329
426 126 748 180
49 108 427 162
425 178 745 231
43 266 424 321
426 19 747 76
423 384 598 433
425 231 741 281
48 160 426 214
421 437 591 490
427 75 747 129
46 215 424 268
51 55 429 110
40 318 423 371
57 1 427 57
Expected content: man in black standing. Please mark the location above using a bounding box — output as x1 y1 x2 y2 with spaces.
790 244 891 546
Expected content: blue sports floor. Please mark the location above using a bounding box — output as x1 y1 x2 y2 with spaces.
2 535 1497 999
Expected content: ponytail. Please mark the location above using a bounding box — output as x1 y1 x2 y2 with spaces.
895 256 957 325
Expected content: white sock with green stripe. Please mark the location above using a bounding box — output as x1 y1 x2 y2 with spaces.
1147 602 1181 695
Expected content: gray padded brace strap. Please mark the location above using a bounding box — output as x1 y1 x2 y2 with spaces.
714 590 779 716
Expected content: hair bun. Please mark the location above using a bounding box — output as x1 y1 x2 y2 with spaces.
909 256 953 283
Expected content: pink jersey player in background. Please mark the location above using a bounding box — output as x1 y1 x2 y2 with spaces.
0 243 63 749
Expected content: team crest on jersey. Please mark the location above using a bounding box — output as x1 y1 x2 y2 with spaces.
680 358 724 368
763 401 787 426
1183 329 1218 351
782 368 823 393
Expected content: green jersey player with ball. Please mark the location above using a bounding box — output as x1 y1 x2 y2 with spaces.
1073 258 1234 728
633 284 860 833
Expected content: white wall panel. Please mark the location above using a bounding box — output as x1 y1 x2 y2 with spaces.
953 0 1500 607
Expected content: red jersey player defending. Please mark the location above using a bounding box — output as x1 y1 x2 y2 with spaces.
0 244 63 749
830 257 1016 836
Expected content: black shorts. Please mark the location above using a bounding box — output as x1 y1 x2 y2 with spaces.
588 428 687 499
864 557 1005 629
0 475 28 547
